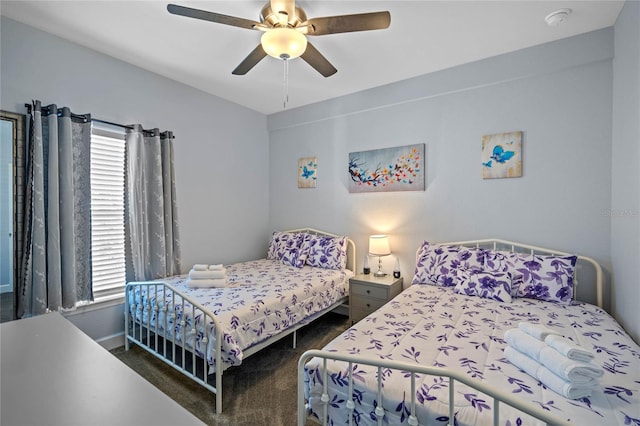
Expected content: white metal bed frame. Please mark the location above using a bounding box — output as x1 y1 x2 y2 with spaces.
124 228 355 414
297 239 604 426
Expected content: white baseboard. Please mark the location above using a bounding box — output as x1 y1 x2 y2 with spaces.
97 332 125 351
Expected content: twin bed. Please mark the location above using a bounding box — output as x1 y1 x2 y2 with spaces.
298 239 640 426
125 232 640 425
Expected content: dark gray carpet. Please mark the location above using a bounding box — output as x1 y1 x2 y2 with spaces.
110 312 350 426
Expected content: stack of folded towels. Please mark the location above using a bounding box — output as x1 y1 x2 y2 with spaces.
504 322 603 399
186 264 227 288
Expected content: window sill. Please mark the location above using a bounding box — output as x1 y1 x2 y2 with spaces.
63 292 125 317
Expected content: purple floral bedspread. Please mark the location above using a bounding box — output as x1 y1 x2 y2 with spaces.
128 259 352 372
304 285 640 425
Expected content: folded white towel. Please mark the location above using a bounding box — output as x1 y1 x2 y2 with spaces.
186 278 227 288
536 365 598 399
189 269 227 280
505 346 599 400
518 322 561 341
504 346 540 378
504 329 546 361
192 264 209 271
208 264 224 271
539 346 604 383
544 335 595 362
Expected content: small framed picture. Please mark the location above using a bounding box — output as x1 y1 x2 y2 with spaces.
298 157 317 188
482 131 522 179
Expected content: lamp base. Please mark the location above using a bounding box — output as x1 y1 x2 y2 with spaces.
373 255 387 277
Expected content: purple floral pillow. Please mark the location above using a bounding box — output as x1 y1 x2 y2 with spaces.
473 249 523 297
479 249 517 273
414 240 430 261
306 235 347 270
280 233 312 268
511 253 577 304
412 242 476 286
267 232 307 262
459 247 492 276
454 270 513 303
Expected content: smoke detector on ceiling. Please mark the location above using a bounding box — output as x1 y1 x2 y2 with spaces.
545 8 572 27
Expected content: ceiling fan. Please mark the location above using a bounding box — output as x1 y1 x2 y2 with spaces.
167 1 391 77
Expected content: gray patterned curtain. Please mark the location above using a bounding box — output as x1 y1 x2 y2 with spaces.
18 100 93 318
125 124 181 281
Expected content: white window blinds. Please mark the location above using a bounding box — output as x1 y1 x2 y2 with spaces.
90 130 126 300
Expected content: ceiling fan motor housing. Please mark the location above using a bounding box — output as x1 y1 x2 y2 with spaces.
260 3 307 28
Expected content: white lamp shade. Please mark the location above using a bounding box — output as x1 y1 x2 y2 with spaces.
261 27 307 59
369 235 391 256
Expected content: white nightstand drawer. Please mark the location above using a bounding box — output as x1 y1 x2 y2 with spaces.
350 282 388 300
348 275 403 324
350 296 387 311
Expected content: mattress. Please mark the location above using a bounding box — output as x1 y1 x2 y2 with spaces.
129 259 353 372
304 284 640 425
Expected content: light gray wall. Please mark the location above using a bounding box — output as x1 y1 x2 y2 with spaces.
267 28 615 310
611 1 640 343
1 17 270 342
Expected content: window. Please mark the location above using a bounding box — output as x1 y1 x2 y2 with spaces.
90 127 126 301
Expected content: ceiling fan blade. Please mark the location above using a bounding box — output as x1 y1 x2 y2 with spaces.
167 4 260 30
305 11 391 35
232 45 268 75
300 42 337 77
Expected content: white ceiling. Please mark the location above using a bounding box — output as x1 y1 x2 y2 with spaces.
1 1 624 115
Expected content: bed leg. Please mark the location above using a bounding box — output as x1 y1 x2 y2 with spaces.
216 371 223 414
293 330 297 349
124 291 130 351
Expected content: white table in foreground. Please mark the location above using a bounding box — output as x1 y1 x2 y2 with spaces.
1 312 205 426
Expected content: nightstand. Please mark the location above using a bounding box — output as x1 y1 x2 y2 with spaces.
349 274 403 323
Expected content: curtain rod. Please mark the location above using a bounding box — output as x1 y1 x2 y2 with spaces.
24 102 133 129
24 103 174 138
92 118 134 130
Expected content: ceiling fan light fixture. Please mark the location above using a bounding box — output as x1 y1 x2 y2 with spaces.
261 27 307 60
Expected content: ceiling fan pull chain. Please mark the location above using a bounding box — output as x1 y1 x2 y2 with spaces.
283 58 289 109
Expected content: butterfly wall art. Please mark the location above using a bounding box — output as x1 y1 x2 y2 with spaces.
481 131 523 179
298 157 317 188
348 144 425 193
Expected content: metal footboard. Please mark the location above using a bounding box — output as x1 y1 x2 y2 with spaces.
297 350 571 426
125 281 349 415
124 281 224 413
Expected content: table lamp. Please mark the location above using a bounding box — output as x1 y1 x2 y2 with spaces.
369 235 391 277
